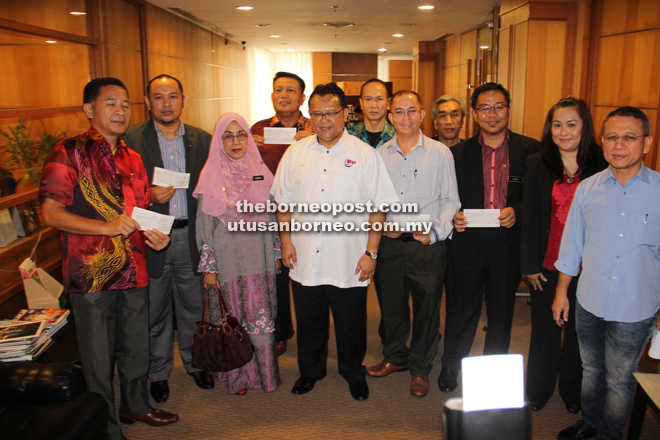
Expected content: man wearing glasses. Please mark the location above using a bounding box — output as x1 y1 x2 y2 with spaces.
438 83 539 393
367 91 460 397
553 107 660 440
272 83 397 401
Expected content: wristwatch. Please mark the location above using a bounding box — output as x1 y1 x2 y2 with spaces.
365 250 378 260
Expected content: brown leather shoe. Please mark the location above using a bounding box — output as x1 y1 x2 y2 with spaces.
276 340 287 356
119 409 179 426
410 375 429 397
366 361 409 378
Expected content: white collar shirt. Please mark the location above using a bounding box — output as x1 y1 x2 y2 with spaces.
271 129 398 288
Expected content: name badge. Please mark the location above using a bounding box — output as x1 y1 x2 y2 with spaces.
253 175 264 181
509 176 523 183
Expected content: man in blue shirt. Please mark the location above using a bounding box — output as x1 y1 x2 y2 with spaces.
553 106 660 440
367 91 460 397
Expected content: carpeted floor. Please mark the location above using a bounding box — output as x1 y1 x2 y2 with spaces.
116 284 660 439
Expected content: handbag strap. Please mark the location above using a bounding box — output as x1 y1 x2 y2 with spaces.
216 287 230 317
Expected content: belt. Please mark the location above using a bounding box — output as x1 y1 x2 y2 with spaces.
396 233 415 242
172 219 188 229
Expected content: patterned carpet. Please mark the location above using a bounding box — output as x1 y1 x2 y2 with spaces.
116 284 660 440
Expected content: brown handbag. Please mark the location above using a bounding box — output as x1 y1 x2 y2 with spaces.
191 288 254 372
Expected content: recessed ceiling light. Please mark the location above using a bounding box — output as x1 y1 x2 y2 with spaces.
236 6 254 10
480 45 489 49
256 24 270 27
69 11 86 15
269 35 281 38
378 48 387 52
45 40 57 43
324 22 354 28
392 33 404 37
418 5 435 10
286 48 294 51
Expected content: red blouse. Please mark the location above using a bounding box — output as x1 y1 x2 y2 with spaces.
543 173 581 271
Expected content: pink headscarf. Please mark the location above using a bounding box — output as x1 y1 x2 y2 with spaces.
193 113 274 224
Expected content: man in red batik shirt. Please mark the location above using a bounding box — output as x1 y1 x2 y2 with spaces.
40 77 177 440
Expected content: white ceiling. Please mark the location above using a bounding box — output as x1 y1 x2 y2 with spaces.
148 0 499 56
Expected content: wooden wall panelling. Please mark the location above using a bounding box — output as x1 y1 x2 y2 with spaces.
313 52 333 87
510 21 529 135
103 0 141 50
105 46 144 101
600 0 660 37
523 20 567 139
413 41 442 137
389 60 413 93
460 31 477 138
498 27 511 90
0 0 88 37
594 31 660 109
0 33 90 109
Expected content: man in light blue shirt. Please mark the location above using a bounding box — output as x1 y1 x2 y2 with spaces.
366 90 460 398
553 106 660 440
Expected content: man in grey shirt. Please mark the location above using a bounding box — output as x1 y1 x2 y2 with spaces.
367 90 460 397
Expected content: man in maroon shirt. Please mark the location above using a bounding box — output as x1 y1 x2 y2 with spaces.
251 71 313 355
40 78 178 440
438 83 539 393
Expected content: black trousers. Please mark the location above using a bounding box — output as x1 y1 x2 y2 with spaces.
526 267 582 406
442 227 521 370
274 266 294 342
291 281 367 383
374 237 446 375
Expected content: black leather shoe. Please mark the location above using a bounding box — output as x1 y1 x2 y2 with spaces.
189 371 215 390
557 419 597 440
565 402 581 414
438 367 459 392
291 376 319 395
150 380 169 404
349 379 369 401
530 400 546 412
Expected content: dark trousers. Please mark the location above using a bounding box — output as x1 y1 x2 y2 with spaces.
69 286 152 440
526 267 582 406
291 281 367 383
374 237 446 375
148 227 205 379
442 227 521 369
274 266 294 341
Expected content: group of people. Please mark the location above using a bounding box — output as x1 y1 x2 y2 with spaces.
37 69 660 440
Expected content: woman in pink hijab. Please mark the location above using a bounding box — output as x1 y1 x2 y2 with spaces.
194 112 281 394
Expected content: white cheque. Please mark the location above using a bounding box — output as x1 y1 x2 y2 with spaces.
131 207 175 234
464 209 500 228
152 167 190 189
264 127 297 145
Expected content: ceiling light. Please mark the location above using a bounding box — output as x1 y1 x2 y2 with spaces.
69 11 86 15
45 40 57 43
286 48 294 51
269 35 281 38
378 48 387 52
418 5 435 10
480 45 489 49
392 33 404 37
256 24 270 27
324 22 354 28
235 6 254 10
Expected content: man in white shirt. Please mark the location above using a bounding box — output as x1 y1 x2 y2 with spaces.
271 83 398 401
368 91 460 397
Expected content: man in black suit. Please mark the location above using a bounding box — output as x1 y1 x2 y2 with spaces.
438 83 539 392
124 75 213 403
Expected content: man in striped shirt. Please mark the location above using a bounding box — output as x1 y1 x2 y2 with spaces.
124 75 213 404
